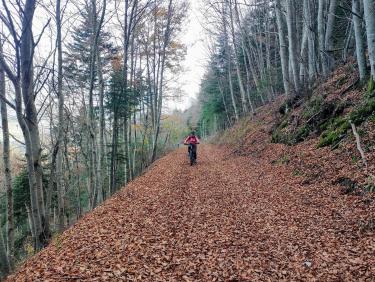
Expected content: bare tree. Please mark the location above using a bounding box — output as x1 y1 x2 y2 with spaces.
286 0 300 95
0 36 13 271
56 0 65 232
0 0 50 250
275 0 290 96
325 0 337 72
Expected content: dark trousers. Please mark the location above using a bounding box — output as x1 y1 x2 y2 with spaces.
188 144 197 158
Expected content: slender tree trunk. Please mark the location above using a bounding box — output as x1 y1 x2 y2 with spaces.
123 118 129 184
87 0 106 207
21 0 49 249
0 39 13 270
222 1 239 120
286 0 300 95
0 225 9 278
325 0 337 71
241 43 256 107
228 0 248 113
304 0 317 83
343 22 354 62
218 79 232 126
318 0 328 76
151 0 173 162
110 113 119 194
56 0 65 232
275 0 290 95
0 0 48 249
88 0 98 209
299 23 308 85
363 0 375 80
97 52 105 203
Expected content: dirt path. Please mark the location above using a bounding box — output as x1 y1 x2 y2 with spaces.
8 145 375 281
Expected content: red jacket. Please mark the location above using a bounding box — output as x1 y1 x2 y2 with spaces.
184 135 200 145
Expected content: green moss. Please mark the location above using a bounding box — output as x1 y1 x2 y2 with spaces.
294 125 311 143
368 77 375 94
271 130 289 144
280 119 289 129
302 95 324 119
274 93 373 148
349 98 375 125
318 117 350 148
370 113 375 124
318 95 375 149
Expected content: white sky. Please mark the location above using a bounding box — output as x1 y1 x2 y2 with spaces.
167 0 207 111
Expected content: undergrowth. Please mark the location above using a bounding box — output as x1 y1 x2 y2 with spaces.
319 90 375 147
272 83 375 149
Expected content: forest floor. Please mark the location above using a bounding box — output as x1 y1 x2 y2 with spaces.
7 123 375 281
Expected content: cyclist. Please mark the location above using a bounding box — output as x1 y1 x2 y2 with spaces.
184 131 200 161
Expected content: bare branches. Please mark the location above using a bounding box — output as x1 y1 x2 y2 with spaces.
33 18 52 47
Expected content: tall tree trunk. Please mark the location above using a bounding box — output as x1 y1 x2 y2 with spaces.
123 118 129 184
87 0 106 207
363 0 375 80
0 38 13 270
352 0 366 82
275 0 290 95
286 0 300 95
228 0 248 113
0 0 49 250
0 225 9 278
110 112 119 194
97 52 105 203
121 0 132 176
299 23 308 85
325 0 337 71
304 0 317 83
151 0 173 162
318 0 328 76
218 79 232 127
222 1 239 120
21 0 49 249
56 0 65 232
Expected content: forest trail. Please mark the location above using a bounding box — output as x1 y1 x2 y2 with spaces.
8 145 375 281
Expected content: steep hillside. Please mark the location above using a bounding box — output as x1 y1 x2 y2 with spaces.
218 61 375 195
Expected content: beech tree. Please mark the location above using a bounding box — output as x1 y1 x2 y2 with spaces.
352 0 367 82
0 37 12 275
0 0 50 250
363 0 375 81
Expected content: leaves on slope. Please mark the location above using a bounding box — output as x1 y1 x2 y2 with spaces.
7 113 375 281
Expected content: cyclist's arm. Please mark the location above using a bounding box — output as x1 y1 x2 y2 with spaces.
183 136 190 144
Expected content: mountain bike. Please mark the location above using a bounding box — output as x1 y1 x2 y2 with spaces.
186 143 197 166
